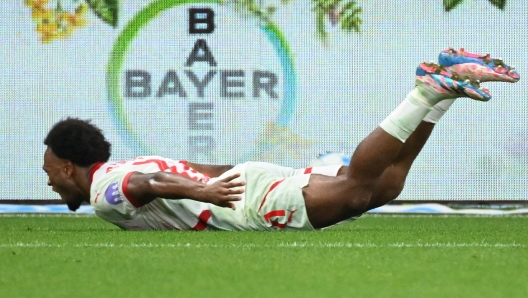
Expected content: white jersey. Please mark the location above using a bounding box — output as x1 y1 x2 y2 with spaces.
90 156 232 230
90 156 343 231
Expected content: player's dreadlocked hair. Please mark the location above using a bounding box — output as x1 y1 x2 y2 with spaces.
44 118 111 167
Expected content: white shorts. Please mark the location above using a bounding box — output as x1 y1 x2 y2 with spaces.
241 162 342 231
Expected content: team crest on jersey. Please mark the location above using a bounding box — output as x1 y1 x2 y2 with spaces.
105 182 123 205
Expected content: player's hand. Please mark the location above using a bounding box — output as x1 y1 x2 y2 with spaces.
202 173 245 210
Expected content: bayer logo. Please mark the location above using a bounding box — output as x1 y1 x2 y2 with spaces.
108 2 294 164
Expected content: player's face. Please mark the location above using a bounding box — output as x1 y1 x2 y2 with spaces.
42 147 84 211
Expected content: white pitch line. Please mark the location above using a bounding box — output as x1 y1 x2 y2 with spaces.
0 242 525 249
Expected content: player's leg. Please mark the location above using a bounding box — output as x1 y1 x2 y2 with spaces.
367 120 434 209
365 48 520 209
333 99 456 177
333 48 521 170
303 60 499 229
333 103 452 204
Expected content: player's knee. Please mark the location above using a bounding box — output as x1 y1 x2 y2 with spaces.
384 180 405 200
369 179 405 210
344 188 373 214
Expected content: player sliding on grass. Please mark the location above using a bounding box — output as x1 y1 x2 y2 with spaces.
43 48 519 231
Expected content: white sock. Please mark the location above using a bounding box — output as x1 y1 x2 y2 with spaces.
423 99 456 124
379 88 434 142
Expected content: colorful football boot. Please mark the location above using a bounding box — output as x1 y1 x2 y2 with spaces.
416 62 491 102
439 48 520 83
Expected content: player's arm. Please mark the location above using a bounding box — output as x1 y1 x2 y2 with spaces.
186 162 234 178
125 171 245 209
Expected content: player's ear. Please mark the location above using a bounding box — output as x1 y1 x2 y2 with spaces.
63 160 74 177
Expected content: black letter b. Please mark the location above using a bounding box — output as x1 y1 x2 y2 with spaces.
189 8 214 34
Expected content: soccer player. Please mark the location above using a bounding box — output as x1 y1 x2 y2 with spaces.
42 49 519 231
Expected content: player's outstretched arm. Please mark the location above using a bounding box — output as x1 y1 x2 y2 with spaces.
125 172 245 209
186 162 234 178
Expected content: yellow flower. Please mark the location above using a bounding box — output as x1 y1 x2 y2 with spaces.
37 21 59 35
75 3 88 15
31 7 53 20
66 13 88 27
57 11 69 23
58 25 74 38
25 0 49 9
27 1 90 43
41 33 57 43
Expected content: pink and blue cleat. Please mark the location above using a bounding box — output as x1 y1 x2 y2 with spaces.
438 48 520 83
416 62 491 102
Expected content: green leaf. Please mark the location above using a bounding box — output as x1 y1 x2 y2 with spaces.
85 0 119 27
313 0 341 11
443 0 464 12
488 0 506 9
232 0 267 19
340 0 361 32
315 7 328 40
341 11 361 32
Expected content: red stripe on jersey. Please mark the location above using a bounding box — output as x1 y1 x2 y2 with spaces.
193 210 211 231
133 159 170 171
94 193 101 204
173 160 190 171
257 179 285 212
89 162 105 183
122 172 142 208
304 167 312 174
179 172 191 179
132 159 203 181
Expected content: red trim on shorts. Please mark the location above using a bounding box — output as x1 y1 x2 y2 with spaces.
287 210 297 223
262 210 297 229
264 210 287 228
122 172 142 208
89 162 105 183
304 167 312 174
273 222 286 228
257 179 285 212
263 210 286 222
193 210 211 231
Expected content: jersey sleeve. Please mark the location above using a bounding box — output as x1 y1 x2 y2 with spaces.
91 171 138 221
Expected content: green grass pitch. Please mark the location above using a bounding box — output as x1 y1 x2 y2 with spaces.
0 214 527 298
